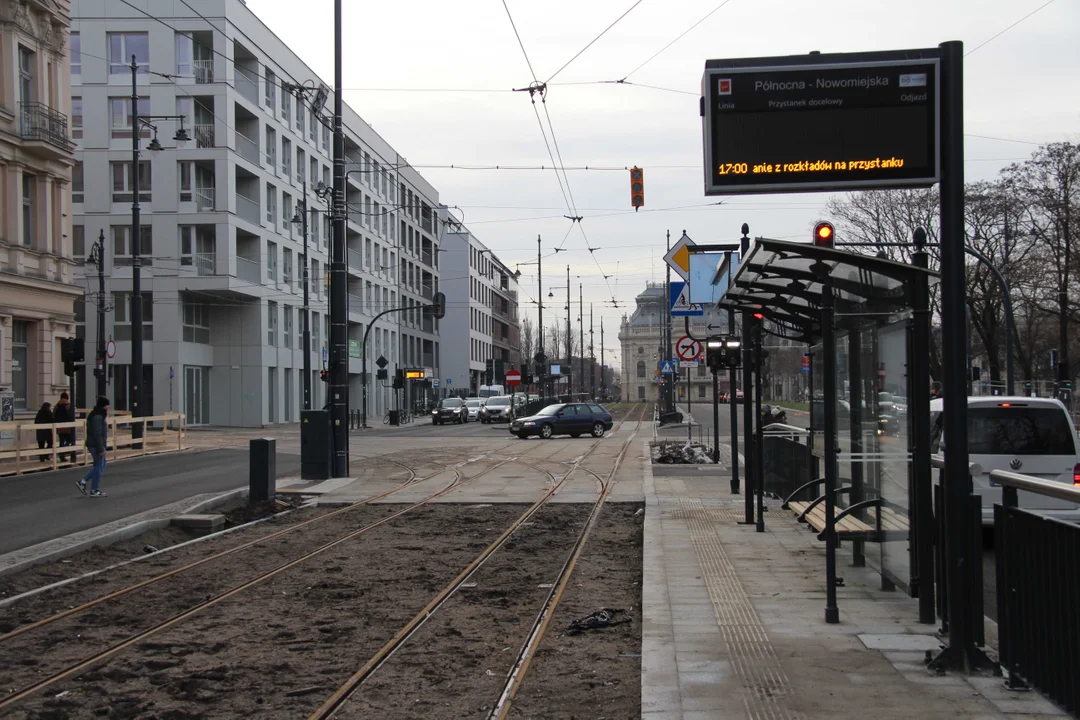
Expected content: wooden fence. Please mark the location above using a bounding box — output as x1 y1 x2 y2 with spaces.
0 413 187 477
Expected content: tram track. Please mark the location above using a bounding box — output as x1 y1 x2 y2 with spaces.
309 402 650 719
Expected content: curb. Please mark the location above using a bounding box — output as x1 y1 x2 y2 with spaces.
0 486 248 580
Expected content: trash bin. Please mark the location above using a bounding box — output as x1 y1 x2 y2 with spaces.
300 410 331 480
388 410 400 426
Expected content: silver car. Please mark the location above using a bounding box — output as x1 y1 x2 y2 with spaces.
465 398 483 421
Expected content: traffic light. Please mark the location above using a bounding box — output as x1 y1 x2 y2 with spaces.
61 337 74 377
485 358 494 385
813 221 835 248
630 167 644 210
320 369 329 382
425 291 446 320
392 369 404 390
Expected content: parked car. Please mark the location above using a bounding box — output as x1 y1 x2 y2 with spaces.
930 396 1080 526
510 402 614 439
480 395 513 423
432 397 468 425
465 398 484 422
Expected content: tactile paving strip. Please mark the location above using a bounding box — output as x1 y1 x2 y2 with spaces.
675 498 801 720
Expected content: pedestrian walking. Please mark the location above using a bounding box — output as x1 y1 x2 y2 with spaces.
34 402 53 462
53 391 76 463
77 396 110 498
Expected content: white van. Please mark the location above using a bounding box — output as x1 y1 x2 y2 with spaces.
931 396 1080 526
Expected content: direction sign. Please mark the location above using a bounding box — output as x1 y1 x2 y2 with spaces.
670 281 705 317
660 360 676 375
505 369 522 387
663 233 696 281
675 336 702 361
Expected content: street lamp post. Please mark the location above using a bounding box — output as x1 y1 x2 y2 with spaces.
130 54 189 440
292 181 312 410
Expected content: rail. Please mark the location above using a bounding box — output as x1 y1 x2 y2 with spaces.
991 467 1080 714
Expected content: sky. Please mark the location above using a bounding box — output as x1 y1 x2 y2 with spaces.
247 0 1080 374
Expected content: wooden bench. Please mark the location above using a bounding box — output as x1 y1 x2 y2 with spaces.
783 479 910 542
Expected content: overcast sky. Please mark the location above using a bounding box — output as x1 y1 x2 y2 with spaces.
249 0 1079 373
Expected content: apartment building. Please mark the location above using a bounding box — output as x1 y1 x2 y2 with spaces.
0 0 81 415
439 214 520 397
71 0 440 426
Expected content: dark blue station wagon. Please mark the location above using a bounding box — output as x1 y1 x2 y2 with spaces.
509 403 614 439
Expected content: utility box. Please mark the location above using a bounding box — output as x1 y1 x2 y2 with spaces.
301 410 331 480
249 438 276 503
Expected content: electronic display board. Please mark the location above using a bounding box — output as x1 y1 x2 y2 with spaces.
702 55 940 195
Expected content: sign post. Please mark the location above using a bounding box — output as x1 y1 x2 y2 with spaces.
505 368 521 419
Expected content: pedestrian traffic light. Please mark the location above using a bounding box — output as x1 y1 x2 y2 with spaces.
813 221 835 248
320 370 329 382
630 167 644 210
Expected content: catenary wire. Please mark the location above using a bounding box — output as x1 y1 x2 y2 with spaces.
621 0 737 80
545 0 645 84
965 0 1058 56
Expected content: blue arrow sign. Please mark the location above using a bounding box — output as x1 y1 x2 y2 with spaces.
660 360 676 375
669 280 704 317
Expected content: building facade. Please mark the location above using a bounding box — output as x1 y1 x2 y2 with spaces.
439 214 520 397
72 0 440 426
619 282 732 404
0 0 81 415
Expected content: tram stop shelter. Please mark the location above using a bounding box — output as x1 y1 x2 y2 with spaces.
717 237 938 625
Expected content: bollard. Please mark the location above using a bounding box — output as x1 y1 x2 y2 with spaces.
249 438 276 503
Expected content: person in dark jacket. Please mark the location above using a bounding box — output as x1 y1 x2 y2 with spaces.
34 402 53 461
53 392 76 463
77 396 110 497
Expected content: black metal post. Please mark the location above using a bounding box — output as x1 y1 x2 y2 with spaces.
301 181 311 410
741 232 754 524
848 329 865 567
665 230 671 413
686 359 692 443
579 283 584 397
329 0 348 476
600 318 604 400
912 229 935 623
822 282 840 624
753 319 765 532
129 55 144 442
712 367 720 464
590 303 595 399
538 235 544 402
731 236 744 494
964 245 1016 395
94 230 107 398
565 265 570 399
930 39 991 672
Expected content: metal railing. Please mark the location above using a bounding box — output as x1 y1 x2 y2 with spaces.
990 468 1080 714
19 102 69 148
193 58 213 84
194 124 214 148
236 193 260 225
235 130 259 164
195 186 215 212
193 252 215 276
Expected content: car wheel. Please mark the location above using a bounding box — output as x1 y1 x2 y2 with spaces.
517 432 530 440
540 424 554 439
592 422 605 438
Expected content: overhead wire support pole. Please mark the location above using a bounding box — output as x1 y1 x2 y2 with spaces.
329 0 349 476
579 283 584 397
741 231 754 525
93 230 108 399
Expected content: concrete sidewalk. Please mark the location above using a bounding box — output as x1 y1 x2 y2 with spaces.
641 449 1063 719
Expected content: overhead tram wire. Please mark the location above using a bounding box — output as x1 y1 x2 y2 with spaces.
620 0 738 81
545 0 645 84
965 0 1058 57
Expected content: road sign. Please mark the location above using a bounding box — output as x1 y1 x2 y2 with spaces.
505 369 522 387
702 50 941 195
432 379 440 389
660 360 676 375
106 339 116 359
676 336 702 361
375 355 388 369
348 340 360 358
802 353 811 374
447 378 452 385
663 233 696 281
679 360 699 368
670 281 705 317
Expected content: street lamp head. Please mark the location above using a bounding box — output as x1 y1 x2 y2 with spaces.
146 133 164 152
173 126 190 148
291 209 303 226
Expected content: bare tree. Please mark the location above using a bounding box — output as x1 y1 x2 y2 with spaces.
547 322 562 367
519 316 536 369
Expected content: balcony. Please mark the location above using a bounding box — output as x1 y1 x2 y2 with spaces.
235 68 258 104
348 294 362 314
347 249 363 273
193 59 214 84
194 124 215 149
195 187 215 212
191 252 215 276
237 256 260 284
235 131 259 164
19 102 71 158
236 193 260 225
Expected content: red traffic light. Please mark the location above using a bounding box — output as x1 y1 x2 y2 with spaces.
320 370 329 382
813 221 835 248
752 313 765 320
629 167 644 210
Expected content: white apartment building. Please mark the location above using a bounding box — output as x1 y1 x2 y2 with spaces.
439 212 520 397
71 0 440 426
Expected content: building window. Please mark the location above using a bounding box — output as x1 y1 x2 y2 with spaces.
265 126 276 167
21 174 35 247
19 46 33 103
283 306 293 348
70 33 81 76
72 162 84 203
266 183 277 223
638 386 646 400
179 161 193 202
322 123 329 152
283 248 292 288
281 85 290 120
296 99 304 134
71 97 82 139
72 225 85 265
297 148 305 183
267 301 277 346
266 241 278 283
113 292 154 340
112 226 152 266
176 33 193 76
108 32 149 74
637 360 646 378
698 384 707 398
282 138 291 177
282 193 292 226
697 364 706 377
110 97 150 138
180 226 214 268
264 68 276 108
111 161 151 202
308 109 316 141
183 302 210 343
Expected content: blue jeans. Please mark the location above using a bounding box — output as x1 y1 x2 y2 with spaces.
83 448 106 492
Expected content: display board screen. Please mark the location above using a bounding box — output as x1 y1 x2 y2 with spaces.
702 57 939 194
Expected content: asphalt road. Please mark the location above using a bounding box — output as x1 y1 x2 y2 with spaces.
1 449 300 555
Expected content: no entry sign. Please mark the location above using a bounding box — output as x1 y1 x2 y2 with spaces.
505 369 522 387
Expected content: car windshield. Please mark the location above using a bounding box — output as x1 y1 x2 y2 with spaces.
466 399 481 408
440 398 463 408
536 404 563 416
486 397 510 407
968 406 1075 455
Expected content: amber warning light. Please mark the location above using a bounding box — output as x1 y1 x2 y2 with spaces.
814 221 835 248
